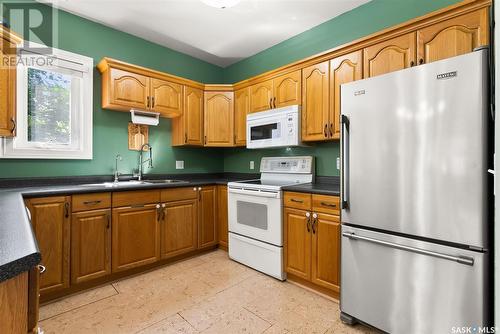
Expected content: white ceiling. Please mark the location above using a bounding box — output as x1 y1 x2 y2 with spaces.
41 0 370 67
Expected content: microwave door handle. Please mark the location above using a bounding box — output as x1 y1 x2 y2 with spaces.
341 115 350 209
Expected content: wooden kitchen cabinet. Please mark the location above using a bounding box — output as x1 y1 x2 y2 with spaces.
417 8 489 64
363 32 416 78
198 186 218 248
217 185 229 250
108 67 150 110
26 196 71 295
311 213 340 291
0 272 28 334
0 27 21 137
172 86 204 146
234 88 250 146
71 209 111 284
284 207 311 280
150 78 183 117
112 204 161 272
204 92 234 147
283 192 340 296
330 51 362 139
302 61 330 142
250 79 273 113
161 199 198 259
273 70 301 108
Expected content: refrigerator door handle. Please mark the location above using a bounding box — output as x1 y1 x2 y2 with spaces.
341 115 350 209
342 232 475 266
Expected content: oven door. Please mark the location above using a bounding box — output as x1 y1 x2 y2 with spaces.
228 187 282 246
246 116 287 149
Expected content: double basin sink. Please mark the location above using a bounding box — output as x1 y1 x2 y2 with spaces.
81 179 188 188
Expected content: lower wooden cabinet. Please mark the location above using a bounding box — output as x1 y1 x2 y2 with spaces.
283 192 340 295
0 272 28 334
198 186 218 248
161 199 198 259
217 185 228 250
71 209 111 284
26 196 71 295
112 204 161 272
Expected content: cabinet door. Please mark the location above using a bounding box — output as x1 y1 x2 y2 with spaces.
302 61 330 142
250 79 273 113
112 204 160 272
198 186 217 248
0 39 16 137
173 86 203 146
161 199 198 259
150 78 183 117
284 208 311 280
27 196 70 295
108 68 149 110
330 50 362 139
417 9 489 64
363 32 416 78
311 213 340 292
234 88 249 147
204 92 234 147
273 70 301 108
217 185 229 250
71 209 111 284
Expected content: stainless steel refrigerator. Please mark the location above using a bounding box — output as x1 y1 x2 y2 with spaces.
340 49 490 333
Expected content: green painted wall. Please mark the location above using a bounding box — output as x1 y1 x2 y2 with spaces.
222 0 463 83
0 1 224 178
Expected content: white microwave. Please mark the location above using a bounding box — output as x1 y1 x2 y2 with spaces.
246 105 301 149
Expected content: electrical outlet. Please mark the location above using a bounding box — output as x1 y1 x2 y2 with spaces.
176 161 184 169
250 161 255 170
336 157 340 170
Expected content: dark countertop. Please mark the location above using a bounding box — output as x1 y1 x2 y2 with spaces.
0 172 257 282
282 176 340 196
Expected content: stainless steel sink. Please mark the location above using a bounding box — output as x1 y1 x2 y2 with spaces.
142 179 188 184
80 179 188 187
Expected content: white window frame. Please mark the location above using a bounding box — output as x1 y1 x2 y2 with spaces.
0 43 93 159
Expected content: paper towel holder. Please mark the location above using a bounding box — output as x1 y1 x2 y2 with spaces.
130 109 160 126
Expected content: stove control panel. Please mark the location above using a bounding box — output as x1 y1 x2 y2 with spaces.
260 156 314 174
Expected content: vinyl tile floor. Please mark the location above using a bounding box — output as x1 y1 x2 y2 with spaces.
39 250 378 334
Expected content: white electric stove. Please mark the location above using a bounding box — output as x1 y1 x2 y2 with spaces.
227 156 314 280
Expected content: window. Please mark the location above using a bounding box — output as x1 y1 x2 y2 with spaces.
1 44 93 159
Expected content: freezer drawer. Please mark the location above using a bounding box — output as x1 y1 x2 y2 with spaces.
341 225 487 334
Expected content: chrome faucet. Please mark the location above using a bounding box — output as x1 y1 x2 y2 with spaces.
137 143 153 181
114 154 122 183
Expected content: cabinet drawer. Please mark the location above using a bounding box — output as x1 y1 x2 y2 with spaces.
284 192 311 210
72 193 111 212
312 195 340 215
161 187 198 202
112 190 160 207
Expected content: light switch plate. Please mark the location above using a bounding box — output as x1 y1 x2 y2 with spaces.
176 161 184 169
336 157 340 170
250 161 255 170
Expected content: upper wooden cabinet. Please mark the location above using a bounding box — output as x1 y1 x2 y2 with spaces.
249 71 301 113
0 27 21 137
204 91 234 147
363 32 416 78
234 88 250 147
273 71 302 109
26 196 71 296
417 8 489 64
250 79 273 113
172 86 204 146
330 51 362 139
302 61 330 142
150 78 183 116
98 58 193 118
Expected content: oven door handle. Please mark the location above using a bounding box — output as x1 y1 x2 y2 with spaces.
228 188 280 198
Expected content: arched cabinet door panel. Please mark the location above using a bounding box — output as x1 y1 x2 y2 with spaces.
204 91 234 147
109 68 149 110
273 70 301 108
250 80 273 113
302 61 330 142
151 78 183 117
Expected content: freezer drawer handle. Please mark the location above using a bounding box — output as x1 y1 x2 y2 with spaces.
342 232 474 266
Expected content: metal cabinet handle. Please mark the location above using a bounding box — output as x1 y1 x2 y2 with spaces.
130 204 145 208
305 212 311 232
83 200 101 205
147 96 150 108
341 115 350 209
151 96 155 108
106 214 110 229
324 124 328 137
419 58 424 65
156 204 162 221
410 60 415 67
38 265 46 274
185 133 187 143
290 198 303 203
273 97 276 109
64 202 70 218
10 118 16 135
269 98 272 109
329 123 333 137
342 232 474 266
320 202 336 208
312 213 318 234
204 135 207 145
